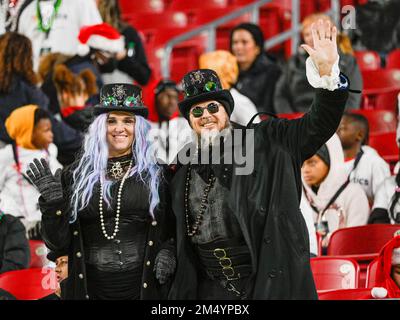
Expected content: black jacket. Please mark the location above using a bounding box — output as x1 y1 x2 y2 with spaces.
0 214 30 274
99 25 151 86
0 76 49 144
274 51 362 113
235 53 281 114
349 0 400 54
38 164 175 300
168 88 348 299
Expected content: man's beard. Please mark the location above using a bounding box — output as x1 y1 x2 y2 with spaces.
196 122 233 151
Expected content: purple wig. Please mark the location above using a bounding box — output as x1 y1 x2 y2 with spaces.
70 114 161 223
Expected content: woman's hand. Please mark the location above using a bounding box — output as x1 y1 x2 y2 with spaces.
301 19 339 77
153 249 176 284
26 158 63 203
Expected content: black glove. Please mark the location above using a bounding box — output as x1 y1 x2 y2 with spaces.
28 221 42 240
26 158 63 203
153 249 176 285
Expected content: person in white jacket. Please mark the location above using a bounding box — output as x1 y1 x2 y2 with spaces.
337 112 390 203
0 105 62 238
301 133 369 248
17 0 102 70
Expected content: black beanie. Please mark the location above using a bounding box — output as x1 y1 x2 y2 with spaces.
230 23 265 51
315 144 330 167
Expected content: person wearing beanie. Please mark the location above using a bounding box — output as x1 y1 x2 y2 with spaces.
0 105 62 239
199 50 261 126
149 79 192 164
17 0 102 70
274 13 363 114
26 83 176 300
363 236 400 299
169 20 350 299
301 134 369 249
230 22 281 114
40 250 68 300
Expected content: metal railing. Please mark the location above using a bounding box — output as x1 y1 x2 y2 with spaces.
161 0 340 78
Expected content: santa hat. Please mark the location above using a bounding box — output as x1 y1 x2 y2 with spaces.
77 23 125 56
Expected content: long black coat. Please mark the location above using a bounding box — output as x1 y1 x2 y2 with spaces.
38 164 175 300
168 88 348 299
235 53 281 114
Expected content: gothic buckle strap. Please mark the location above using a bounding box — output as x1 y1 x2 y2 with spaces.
213 248 240 281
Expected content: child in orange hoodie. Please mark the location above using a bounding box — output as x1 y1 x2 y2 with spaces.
0 105 62 239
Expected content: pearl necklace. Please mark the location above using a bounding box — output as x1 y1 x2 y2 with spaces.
99 160 132 240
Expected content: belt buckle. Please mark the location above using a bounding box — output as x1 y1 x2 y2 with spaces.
213 248 239 281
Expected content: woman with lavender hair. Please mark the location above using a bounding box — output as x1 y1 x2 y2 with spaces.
26 83 176 300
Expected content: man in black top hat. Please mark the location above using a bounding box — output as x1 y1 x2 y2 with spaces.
168 20 351 299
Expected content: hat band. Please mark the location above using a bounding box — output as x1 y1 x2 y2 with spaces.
101 95 144 108
184 81 219 97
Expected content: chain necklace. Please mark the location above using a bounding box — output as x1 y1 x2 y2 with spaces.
108 159 132 180
184 164 215 237
36 0 62 34
99 160 132 240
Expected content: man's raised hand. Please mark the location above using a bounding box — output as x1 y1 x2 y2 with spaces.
301 19 339 77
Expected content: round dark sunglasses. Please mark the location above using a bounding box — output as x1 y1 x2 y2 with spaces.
190 102 220 118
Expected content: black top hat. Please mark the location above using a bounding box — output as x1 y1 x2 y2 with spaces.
178 69 234 120
94 83 149 118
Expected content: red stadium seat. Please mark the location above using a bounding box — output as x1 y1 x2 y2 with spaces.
354 51 381 71
327 225 400 256
118 0 165 14
127 11 189 30
143 27 207 82
167 0 229 11
368 132 398 165
387 49 400 69
0 268 56 300
365 258 380 288
310 257 360 291
29 240 49 268
350 109 397 134
327 224 400 287
318 288 372 300
188 7 252 51
362 69 400 110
